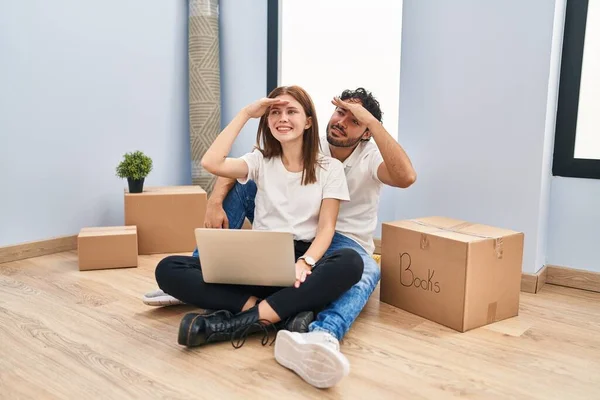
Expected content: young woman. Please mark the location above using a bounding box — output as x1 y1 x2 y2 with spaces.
154 85 364 348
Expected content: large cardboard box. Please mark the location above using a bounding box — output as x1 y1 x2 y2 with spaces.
380 216 524 332
124 186 206 254
78 226 138 271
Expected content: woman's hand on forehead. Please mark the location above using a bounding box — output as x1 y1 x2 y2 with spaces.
244 97 289 119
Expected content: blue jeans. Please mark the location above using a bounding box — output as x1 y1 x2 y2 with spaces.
193 180 381 340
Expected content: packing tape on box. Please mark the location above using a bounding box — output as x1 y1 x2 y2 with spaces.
420 233 430 250
410 219 504 259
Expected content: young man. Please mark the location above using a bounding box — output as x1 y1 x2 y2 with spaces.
144 88 416 388
273 88 415 388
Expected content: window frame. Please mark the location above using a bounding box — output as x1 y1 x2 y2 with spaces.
553 0 600 179
266 0 279 94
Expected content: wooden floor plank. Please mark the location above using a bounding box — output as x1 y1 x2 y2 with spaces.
1 252 599 399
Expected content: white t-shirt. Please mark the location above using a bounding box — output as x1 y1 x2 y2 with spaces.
320 136 384 255
238 149 350 242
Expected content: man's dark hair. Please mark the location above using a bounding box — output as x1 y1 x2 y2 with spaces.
340 87 383 123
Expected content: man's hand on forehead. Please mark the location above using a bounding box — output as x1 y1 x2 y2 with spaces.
333 97 361 111
332 96 378 126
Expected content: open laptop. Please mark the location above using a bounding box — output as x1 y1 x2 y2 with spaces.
194 228 297 287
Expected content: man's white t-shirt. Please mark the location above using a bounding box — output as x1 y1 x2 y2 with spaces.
320 136 384 255
239 150 350 242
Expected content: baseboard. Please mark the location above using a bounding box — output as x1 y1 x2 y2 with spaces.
545 264 600 293
0 235 78 265
521 266 547 294
522 265 600 294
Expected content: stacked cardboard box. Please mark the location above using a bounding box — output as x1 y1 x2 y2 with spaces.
380 216 524 332
125 186 207 254
77 185 207 270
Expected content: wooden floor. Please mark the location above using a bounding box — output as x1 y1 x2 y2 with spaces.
1 251 599 400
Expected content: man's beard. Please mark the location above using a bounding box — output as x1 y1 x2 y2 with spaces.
326 123 364 148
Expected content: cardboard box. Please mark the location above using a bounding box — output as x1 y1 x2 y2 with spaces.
380 216 524 332
124 186 206 254
78 226 138 271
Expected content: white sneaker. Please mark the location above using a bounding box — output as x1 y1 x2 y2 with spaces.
274 330 350 389
142 289 184 306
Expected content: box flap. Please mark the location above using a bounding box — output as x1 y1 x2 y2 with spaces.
125 185 206 195
384 217 521 243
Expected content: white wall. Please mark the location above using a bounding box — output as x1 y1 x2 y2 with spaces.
547 178 600 272
0 0 190 247
220 0 268 157
395 0 559 274
274 0 403 239
278 0 402 142
537 0 566 273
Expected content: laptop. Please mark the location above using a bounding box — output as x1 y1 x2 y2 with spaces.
194 228 297 287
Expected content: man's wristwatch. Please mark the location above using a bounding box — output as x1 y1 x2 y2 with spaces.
299 255 316 269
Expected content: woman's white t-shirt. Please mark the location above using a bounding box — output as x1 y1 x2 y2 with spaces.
238 149 350 242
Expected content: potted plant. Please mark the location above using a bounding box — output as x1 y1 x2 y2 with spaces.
116 150 153 193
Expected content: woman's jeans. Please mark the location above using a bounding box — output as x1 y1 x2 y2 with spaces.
192 180 381 340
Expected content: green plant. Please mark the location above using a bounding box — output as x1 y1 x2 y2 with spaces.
116 150 153 180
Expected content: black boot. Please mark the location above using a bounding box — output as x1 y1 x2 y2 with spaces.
178 306 274 348
280 311 314 333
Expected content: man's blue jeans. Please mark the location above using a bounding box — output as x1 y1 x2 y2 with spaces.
193 180 381 340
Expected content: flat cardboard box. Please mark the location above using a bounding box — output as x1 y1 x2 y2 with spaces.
380 216 524 332
124 185 206 254
78 226 138 271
